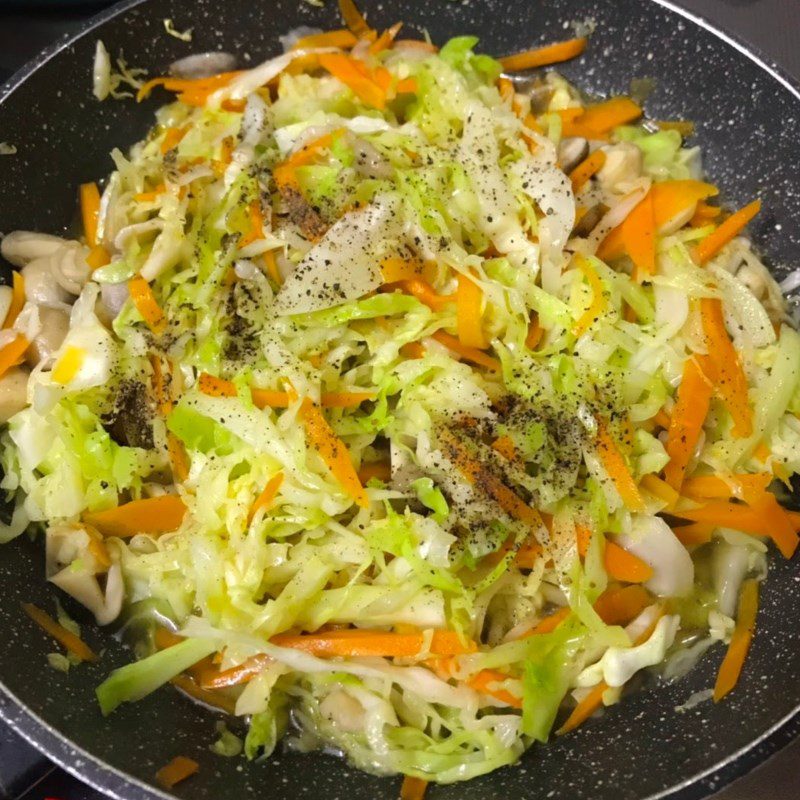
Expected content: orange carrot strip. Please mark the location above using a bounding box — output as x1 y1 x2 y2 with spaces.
650 180 718 233
86 244 111 270
263 249 282 285
199 653 273 690
338 0 374 39
137 72 242 103
389 278 454 311
456 272 487 349
292 28 358 50
491 435 517 461
155 756 199 790
573 256 607 337
604 542 654 583
251 388 293 409
431 331 501 372
198 372 237 398
358 461 392 483
170 674 236 715
400 342 427 360
370 22 402 54
690 201 721 227
499 37 587 72
672 522 719 546
593 585 651 626
21 602 97 662
527 607 571 636
84 495 187 538
302 399 369 508
167 433 190 482
700 298 753 438
639 473 679 509
561 97 642 140
714 579 758 701
663 357 713 490
271 629 473 658
525 314 543 350
625 190 656 279
319 53 386 108
248 472 284 524
321 391 376 408
468 668 523 708
396 77 418 94
400 776 429 800
128 275 166 335
681 473 772 503
80 182 101 248
2 271 25 329
240 200 265 247
596 420 645 512
569 149 606 194
160 125 188 155
0 334 29 379
694 200 761 265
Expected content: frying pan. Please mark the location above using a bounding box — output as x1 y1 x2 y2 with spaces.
0 1 799 798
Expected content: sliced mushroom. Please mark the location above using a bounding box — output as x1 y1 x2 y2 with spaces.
25 306 69 369
0 367 29 422
1 231 65 267
572 202 609 238
21 259 71 308
597 142 643 189
99 281 130 321
558 137 589 174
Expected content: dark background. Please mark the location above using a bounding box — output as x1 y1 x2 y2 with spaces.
0 1 797 799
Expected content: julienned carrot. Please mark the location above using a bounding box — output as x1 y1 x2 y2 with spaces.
84 495 187 538
137 71 242 104
319 391 376 408
597 192 656 278
301 398 369 508
0 334 29 379
650 180 718 233
248 472 284 524
2 271 25 329
338 0 374 39
663 358 713 490
677 498 798 558
569 149 606 194
167 432 190 482
558 609 664 734
128 275 167 335
292 28 358 50
358 461 392 484
380 256 435 284
526 607 571 636
318 53 387 109
86 245 111 270
593 584 651 626
561 97 642 139
694 199 761 265
198 372 237 398
456 272 487 349
575 526 653 583
499 37 587 72
160 125 188 155
573 256 607 337
271 629 474 658
690 201 721 227
681 473 771 503
714 579 758 701
389 278 454 311
400 342 427 360
155 756 199 790
700 298 753 438
240 200 265 247
526 314 543 350
491 435 517 461
595 420 645 512
273 131 341 189
431 331 501 372
468 668 523 708
400 776 429 800
80 182 101 248
21 602 98 662
639 473 679 509
370 22 403 54
199 653 272 689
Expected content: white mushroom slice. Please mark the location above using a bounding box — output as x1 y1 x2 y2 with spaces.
0 367 29 422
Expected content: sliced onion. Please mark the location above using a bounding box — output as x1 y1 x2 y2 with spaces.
780 268 800 294
586 182 650 251
279 26 322 52
169 51 236 79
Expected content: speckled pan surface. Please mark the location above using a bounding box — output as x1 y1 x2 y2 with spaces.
0 1 798 799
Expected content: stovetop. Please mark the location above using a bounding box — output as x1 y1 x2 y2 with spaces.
0 1 799 799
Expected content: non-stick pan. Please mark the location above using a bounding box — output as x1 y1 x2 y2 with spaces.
0 1 799 798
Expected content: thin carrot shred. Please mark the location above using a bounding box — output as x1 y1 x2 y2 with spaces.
137 71 242 105
199 653 273 690
467 668 522 708
431 331 501 372
400 342 427 360
2 271 25 329
248 472 284 524
170 674 236 715
569 149 606 194
370 22 403 54
251 388 293 409
595 420 645 512
690 201 721 227
80 182 102 248
573 256 607 337
650 180 718 233
456 272 487 349
198 372 237 398
525 314 543 349
639 473 679 509
560 97 642 140
301 398 369 508
160 125 188 155
491 435 517 461
86 244 111 270
576 526 653 583
714 579 758 701
0 334 29 379
499 37 587 72
358 461 392 484
155 756 199 790
292 28 358 50
593 585 651 626
271 628 473 658
128 275 167 335
700 298 753 438
400 776 429 800
663 357 713 490
681 473 771 503
338 0 375 40
694 199 761 265
84 495 187 538
526 607 571 636
625 190 656 279
240 200 265 247
21 602 97 662
319 53 386 108
263 249 282 285
167 433 190 482
396 77 418 94
320 391 376 408
390 278 454 311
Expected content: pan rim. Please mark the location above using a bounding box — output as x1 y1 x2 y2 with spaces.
0 1 799 798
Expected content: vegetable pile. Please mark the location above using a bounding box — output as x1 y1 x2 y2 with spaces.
3 0 799 792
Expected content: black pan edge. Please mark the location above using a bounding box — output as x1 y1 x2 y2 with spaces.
0 1 799 799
